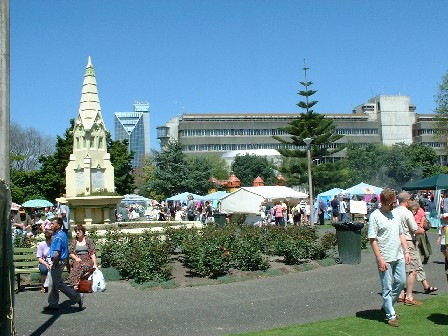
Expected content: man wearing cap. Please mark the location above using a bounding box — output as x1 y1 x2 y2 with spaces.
45 217 83 311
56 197 71 238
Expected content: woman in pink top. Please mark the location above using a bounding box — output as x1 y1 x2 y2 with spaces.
411 202 432 264
274 202 284 226
408 200 438 294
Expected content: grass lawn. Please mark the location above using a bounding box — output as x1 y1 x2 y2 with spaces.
231 293 448 335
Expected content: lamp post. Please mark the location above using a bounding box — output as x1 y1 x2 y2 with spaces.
304 137 314 227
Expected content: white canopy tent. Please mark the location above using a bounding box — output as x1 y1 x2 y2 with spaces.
219 186 308 214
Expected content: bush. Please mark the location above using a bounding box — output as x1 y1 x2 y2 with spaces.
182 229 231 278
164 226 196 253
361 225 369 249
101 229 172 283
319 231 337 251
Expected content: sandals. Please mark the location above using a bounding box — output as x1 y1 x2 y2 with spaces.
424 286 438 294
404 298 423 306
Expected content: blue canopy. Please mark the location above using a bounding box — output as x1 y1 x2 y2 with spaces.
166 192 204 202
342 182 382 196
316 188 343 219
317 187 344 197
202 191 229 201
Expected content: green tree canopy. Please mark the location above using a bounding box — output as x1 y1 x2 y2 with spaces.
231 154 277 187
346 142 441 190
142 140 191 199
107 135 136 195
434 70 448 153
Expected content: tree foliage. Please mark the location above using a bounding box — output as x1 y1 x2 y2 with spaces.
231 154 277 187
37 120 75 201
10 122 55 171
346 142 441 190
207 154 230 181
434 70 448 153
273 64 343 160
185 156 214 194
10 169 44 204
141 140 191 199
274 63 344 191
107 135 136 195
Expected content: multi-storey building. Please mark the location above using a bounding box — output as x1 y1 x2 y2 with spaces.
156 95 445 164
114 102 150 168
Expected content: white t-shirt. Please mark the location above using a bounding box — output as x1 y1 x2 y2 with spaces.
368 208 404 262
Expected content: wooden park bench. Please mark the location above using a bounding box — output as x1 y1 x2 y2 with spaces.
13 247 40 292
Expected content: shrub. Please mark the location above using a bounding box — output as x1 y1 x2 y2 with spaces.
101 229 172 283
182 229 231 278
164 226 196 253
319 231 337 251
361 225 369 249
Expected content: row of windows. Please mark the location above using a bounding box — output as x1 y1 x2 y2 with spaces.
183 142 347 152
184 143 297 152
414 129 436 135
180 128 380 137
180 129 288 137
335 128 379 135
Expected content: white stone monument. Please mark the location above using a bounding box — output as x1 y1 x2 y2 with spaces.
64 57 122 225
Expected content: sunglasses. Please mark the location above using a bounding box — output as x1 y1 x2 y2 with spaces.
387 202 396 207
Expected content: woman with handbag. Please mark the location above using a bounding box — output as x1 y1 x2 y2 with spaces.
68 224 97 291
410 201 433 263
408 200 438 294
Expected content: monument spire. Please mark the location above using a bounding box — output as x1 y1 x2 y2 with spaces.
66 57 115 198
78 56 104 132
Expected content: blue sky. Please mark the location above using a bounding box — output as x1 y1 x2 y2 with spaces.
10 0 448 150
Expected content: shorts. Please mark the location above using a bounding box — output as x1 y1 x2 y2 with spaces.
405 241 423 273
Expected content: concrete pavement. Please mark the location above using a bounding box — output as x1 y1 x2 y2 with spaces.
14 232 448 336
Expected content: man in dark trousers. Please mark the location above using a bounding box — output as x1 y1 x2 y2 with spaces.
44 217 84 311
330 195 340 223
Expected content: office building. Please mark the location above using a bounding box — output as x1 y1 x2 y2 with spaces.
114 102 150 168
156 95 445 164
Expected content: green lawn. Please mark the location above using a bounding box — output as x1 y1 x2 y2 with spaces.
231 293 448 335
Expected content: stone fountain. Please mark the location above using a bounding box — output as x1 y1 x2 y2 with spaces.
64 57 123 226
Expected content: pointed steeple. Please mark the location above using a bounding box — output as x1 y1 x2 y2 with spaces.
77 56 104 132
65 57 115 197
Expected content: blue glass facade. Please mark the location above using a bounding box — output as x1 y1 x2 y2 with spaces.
114 103 150 168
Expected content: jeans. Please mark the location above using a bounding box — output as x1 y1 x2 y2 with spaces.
48 260 81 307
378 258 406 320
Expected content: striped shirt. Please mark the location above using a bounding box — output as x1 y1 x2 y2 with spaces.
368 208 404 262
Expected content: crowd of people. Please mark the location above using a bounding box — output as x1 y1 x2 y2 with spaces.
10 202 96 311
118 195 217 223
368 189 447 328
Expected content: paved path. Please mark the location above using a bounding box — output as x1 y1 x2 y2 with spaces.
14 232 448 336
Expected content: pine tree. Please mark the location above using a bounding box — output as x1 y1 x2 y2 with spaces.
274 61 344 190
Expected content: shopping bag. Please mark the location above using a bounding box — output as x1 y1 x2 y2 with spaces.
43 270 52 288
92 269 106 292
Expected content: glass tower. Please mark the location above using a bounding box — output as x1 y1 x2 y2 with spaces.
114 102 150 168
